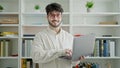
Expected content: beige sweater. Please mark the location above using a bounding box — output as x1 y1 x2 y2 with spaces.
31 27 74 68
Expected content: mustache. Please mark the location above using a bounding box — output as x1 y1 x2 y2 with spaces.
52 20 59 22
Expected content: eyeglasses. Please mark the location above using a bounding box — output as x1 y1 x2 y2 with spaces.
48 13 62 18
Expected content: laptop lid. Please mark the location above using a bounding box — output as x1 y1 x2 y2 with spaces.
71 34 95 61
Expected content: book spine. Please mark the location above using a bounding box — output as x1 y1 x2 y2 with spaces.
27 61 30 68
109 40 115 57
99 40 104 57
5 40 10 57
22 40 25 57
25 40 28 57
96 40 100 57
21 59 27 68
94 40 100 57
103 40 109 57
0 40 4 57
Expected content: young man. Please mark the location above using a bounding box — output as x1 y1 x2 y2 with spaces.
31 3 83 68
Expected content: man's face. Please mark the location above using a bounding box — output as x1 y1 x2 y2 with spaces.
47 11 62 28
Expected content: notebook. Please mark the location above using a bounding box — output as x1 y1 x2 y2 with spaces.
59 34 95 61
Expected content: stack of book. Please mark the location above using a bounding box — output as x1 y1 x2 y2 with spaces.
21 59 39 68
94 39 115 57
99 21 118 25
22 39 33 57
0 17 18 24
0 39 11 57
0 32 18 37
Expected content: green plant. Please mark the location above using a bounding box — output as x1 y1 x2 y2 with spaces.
0 5 4 10
34 5 40 10
86 1 94 8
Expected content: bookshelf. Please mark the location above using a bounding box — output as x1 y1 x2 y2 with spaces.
0 0 19 68
0 0 120 68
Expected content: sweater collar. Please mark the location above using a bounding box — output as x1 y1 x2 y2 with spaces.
47 26 63 35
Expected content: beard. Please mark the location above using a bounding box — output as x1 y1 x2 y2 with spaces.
48 20 61 28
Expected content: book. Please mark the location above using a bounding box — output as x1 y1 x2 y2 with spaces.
27 61 30 68
21 59 27 68
27 59 33 68
35 63 39 68
0 40 4 57
94 40 100 57
22 40 25 57
99 40 104 57
103 40 109 57
109 40 115 57
22 39 33 57
5 40 9 56
25 40 28 57
96 40 100 57
99 21 118 25
23 34 35 37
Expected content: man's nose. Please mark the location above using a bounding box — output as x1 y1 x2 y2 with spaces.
53 15 58 20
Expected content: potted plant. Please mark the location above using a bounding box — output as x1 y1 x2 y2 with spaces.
34 5 40 12
85 1 94 12
0 5 4 12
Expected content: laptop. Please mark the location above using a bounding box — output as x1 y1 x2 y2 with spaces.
59 34 95 61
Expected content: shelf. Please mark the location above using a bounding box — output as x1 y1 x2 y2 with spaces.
0 57 18 59
93 0 114 2
21 12 120 16
21 57 32 59
22 24 71 27
20 56 120 60
21 36 120 39
22 12 70 15
0 36 19 39
0 24 19 27
86 57 120 60
22 24 48 27
73 12 120 16
0 12 19 15
72 25 120 27
96 37 120 39
22 36 120 39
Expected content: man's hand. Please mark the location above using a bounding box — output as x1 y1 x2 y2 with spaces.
65 49 72 57
64 49 85 60
79 56 85 60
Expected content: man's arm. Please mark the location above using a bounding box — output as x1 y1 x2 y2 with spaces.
31 34 66 63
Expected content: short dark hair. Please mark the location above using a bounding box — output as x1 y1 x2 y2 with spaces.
45 3 64 15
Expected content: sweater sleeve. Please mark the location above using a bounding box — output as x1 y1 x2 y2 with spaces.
31 33 66 63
